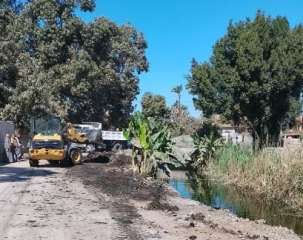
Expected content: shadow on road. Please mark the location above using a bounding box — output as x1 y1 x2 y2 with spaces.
0 166 56 183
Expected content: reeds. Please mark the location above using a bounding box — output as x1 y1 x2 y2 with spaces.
209 144 303 209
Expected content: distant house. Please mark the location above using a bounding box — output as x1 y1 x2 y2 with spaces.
281 131 302 148
206 114 252 145
0 121 15 163
219 124 252 145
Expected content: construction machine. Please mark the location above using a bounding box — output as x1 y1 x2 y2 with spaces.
28 116 103 167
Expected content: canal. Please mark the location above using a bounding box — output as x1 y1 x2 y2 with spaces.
169 171 303 235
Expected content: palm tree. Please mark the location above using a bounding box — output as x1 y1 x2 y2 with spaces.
171 85 183 124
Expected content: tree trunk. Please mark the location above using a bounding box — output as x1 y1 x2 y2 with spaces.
178 94 181 125
254 123 281 150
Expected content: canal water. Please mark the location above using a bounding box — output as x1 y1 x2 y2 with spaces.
169 171 303 235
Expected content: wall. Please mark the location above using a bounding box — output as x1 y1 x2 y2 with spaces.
221 128 252 145
0 121 15 163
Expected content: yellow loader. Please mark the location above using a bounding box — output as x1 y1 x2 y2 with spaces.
28 117 103 167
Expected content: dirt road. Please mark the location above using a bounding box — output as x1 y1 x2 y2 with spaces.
0 155 300 240
0 160 113 240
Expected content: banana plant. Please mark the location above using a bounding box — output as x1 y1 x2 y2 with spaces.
191 132 223 169
124 113 183 177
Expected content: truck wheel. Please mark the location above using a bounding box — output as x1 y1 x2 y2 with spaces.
112 143 122 152
29 159 38 167
70 149 82 165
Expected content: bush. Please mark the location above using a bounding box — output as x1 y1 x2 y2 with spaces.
189 121 223 172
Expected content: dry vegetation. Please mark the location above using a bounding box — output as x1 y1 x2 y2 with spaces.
208 144 303 209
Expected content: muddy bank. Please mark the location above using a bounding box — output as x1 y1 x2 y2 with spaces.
69 153 300 240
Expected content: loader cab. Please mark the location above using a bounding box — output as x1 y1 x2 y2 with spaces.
30 116 62 136
29 116 65 167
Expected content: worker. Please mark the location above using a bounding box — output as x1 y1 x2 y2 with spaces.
4 134 11 163
10 134 18 162
15 134 22 160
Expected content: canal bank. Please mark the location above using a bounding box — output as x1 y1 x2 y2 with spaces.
169 171 303 236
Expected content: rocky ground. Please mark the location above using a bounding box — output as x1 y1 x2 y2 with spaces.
0 153 300 240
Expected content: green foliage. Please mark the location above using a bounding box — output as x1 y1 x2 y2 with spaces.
187 11 303 149
141 87 198 137
208 145 303 209
124 113 182 177
141 92 170 120
191 134 223 171
171 85 183 96
0 0 148 129
169 103 198 136
0 0 21 110
194 121 221 140
214 144 254 171
190 122 223 171
171 84 183 125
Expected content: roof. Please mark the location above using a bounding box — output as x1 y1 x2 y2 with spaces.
33 134 62 141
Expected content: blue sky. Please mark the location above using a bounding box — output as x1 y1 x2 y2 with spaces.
79 0 303 117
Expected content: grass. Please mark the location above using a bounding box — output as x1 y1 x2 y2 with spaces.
208 144 303 209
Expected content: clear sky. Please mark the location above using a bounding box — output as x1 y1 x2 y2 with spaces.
78 0 303 117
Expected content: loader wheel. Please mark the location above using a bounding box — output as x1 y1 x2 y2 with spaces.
29 159 38 167
70 149 82 165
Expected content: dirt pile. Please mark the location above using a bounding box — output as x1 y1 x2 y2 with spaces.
69 154 178 239
68 153 301 240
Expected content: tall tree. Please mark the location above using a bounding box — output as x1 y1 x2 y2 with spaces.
0 0 148 128
141 92 170 120
187 12 303 149
0 0 23 110
170 102 198 136
171 84 183 124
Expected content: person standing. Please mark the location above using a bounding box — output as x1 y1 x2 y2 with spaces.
10 134 18 162
4 134 12 163
15 134 22 160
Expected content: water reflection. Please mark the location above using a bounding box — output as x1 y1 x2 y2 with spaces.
169 171 303 235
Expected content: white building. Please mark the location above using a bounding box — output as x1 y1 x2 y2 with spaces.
220 125 252 145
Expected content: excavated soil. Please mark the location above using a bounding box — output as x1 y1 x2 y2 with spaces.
68 154 177 240
68 153 301 240
0 153 300 240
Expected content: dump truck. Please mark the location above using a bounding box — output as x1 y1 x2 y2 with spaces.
74 123 130 152
28 117 103 167
102 130 129 151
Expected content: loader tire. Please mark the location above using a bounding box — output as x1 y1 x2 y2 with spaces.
48 160 59 166
70 149 82 165
29 159 38 167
